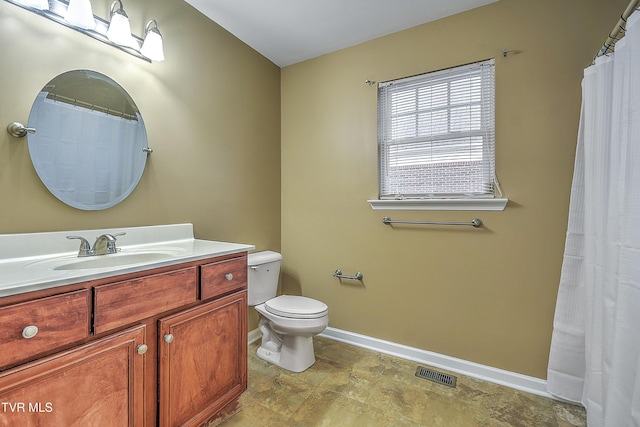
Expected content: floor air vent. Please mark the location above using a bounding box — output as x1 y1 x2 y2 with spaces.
415 366 457 388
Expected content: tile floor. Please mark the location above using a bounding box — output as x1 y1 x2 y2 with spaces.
213 337 587 426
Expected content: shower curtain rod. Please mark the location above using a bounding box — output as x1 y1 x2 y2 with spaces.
595 0 640 60
46 93 138 121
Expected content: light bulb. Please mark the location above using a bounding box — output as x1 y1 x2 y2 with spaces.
107 0 135 47
140 20 164 61
65 0 95 30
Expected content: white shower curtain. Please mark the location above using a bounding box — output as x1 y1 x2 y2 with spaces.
547 10 640 427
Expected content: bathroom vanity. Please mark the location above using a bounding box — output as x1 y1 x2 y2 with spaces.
0 224 254 426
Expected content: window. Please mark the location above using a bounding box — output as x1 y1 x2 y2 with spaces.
376 59 502 205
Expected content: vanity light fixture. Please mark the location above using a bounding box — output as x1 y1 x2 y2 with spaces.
3 0 164 62
106 0 134 47
64 0 95 30
140 20 164 62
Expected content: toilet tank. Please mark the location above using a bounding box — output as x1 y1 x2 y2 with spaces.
247 251 283 306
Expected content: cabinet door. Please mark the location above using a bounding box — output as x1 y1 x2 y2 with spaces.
0 325 146 427
158 291 247 427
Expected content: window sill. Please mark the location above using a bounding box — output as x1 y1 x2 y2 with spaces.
367 198 508 211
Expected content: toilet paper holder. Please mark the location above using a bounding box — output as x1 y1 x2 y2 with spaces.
333 269 363 281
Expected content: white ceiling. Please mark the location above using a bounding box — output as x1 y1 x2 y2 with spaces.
184 0 499 67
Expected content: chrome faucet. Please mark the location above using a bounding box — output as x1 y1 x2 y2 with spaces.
67 232 126 257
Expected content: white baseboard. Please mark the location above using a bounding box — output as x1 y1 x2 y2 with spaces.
248 326 553 399
248 328 262 344
318 327 553 399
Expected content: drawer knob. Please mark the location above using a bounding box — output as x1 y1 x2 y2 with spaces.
136 344 148 355
22 325 39 339
164 334 174 344
224 273 234 281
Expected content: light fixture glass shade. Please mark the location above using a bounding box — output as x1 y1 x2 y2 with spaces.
107 1 135 47
107 12 132 46
17 0 49 10
64 0 95 30
140 20 164 61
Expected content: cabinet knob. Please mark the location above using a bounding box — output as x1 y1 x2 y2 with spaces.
137 344 148 355
224 273 233 281
22 325 39 339
164 334 174 344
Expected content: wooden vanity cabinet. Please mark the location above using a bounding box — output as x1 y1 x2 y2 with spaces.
0 252 248 427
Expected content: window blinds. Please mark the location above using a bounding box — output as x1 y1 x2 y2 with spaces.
377 59 496 199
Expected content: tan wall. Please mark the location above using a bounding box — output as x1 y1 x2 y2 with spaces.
281 0 626 379
0 3 280 250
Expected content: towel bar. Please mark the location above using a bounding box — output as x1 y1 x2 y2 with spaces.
382 217 483 228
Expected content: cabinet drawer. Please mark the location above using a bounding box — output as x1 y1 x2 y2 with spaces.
94 267 198 334
0 290 90 368
201 256 247 300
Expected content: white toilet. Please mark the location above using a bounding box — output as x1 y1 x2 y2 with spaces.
247 251 329 372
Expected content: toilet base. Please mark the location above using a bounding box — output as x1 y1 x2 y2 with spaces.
257 334 316 373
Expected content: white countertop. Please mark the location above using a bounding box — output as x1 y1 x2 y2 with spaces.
0 224 255 297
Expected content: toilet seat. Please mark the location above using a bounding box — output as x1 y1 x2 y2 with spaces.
265 295 328 319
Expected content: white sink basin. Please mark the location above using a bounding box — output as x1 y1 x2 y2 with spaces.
53 252 175 270
25 247 188 271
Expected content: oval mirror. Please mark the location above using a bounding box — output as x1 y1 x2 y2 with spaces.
27 70 149 210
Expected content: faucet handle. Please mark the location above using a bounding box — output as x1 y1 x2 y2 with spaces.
106 232 126 247
106 233 124 254
66 235 91 257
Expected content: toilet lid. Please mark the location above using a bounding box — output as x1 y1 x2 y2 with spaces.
265 295 328 319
